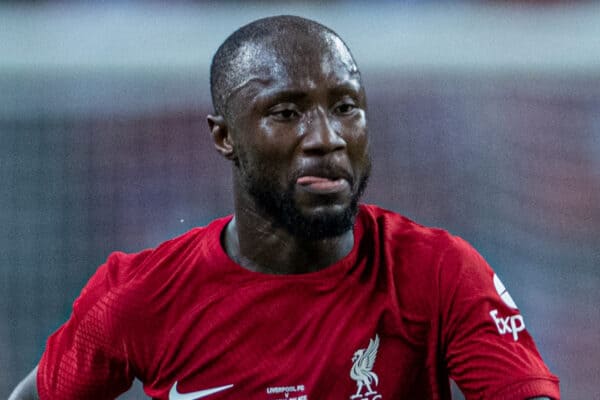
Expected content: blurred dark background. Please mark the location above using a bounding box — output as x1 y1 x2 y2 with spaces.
1 1 599 399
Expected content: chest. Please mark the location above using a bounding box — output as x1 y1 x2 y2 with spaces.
135 277 435 399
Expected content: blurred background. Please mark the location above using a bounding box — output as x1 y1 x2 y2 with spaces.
1 1 599 399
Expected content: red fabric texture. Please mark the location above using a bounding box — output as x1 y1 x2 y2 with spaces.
37 204 559 399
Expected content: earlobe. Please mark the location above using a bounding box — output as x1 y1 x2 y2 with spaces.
207 114 236 160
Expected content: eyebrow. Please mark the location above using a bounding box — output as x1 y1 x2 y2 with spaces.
254 89 309 105
328 80 362 96
225 76 273 105
255 79 363 103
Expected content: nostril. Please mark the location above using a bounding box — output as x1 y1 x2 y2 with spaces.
302 133 346 155
302 120 346 154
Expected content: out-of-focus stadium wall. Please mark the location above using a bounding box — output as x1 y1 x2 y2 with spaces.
1 2 599 399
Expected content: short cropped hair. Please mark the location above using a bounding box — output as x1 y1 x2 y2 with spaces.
209 15 352 117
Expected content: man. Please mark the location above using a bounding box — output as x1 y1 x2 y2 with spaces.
10 15 559 399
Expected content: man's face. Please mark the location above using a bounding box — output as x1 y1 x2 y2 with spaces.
226 33 371 240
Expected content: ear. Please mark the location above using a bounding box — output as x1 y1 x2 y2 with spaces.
207 114 236 161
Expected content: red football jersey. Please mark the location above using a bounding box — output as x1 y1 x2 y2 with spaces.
37 204 559 399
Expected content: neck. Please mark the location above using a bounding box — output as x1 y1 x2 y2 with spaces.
223 202 355 275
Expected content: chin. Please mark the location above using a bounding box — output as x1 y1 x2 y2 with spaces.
242 165 368 240
283 199 358 241
298 200 350 217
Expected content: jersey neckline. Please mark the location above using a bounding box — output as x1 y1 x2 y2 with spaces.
203 205 368 282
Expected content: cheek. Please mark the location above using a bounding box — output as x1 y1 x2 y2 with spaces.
343 114 369 154
254 120 302 160
237 123 299 182
237 122 280 160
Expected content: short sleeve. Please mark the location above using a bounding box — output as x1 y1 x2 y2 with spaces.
439 237 560 400
37 251 150 400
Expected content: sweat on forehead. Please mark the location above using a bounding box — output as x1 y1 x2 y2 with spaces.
210 15 359 117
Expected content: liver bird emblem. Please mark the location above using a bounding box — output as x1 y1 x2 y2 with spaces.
350 334 380 399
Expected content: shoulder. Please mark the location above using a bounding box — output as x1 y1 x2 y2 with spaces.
115 216 230 277
358 203 459 259
358 204 490 303
76 216 231 316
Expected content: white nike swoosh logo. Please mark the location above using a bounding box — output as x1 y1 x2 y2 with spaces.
169 381 234 400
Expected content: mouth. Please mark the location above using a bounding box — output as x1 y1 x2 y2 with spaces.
296 175 350 194
295 165 353 196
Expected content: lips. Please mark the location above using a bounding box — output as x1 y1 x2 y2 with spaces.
297 176 338 185
294 162 354 194
296 174 351 195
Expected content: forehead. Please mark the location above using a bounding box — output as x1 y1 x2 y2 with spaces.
229 32 360 100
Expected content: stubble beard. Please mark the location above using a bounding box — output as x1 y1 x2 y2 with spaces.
237 156 371 241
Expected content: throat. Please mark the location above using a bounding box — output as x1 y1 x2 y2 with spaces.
222 217 354 275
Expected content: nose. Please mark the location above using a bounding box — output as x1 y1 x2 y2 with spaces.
301 109 346 155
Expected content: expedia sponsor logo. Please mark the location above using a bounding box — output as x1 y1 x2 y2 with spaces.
490 273 526 341
489 309 525 341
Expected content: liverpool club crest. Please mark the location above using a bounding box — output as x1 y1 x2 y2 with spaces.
350 334 381 399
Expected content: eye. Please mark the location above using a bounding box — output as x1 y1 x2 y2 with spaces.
268 104 301 121
333 100 358 115
275 109 298 119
